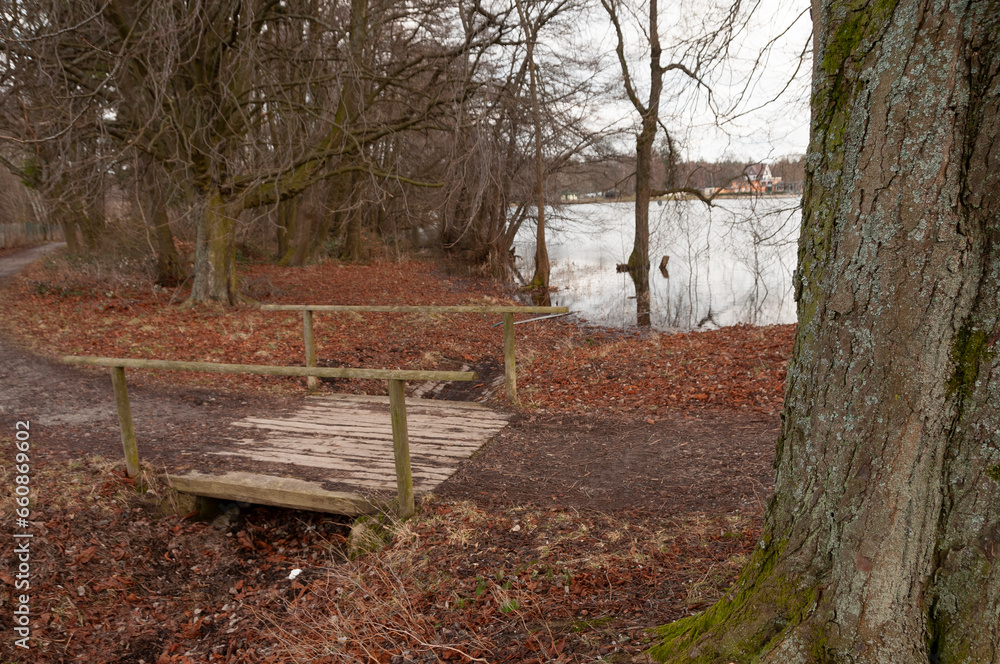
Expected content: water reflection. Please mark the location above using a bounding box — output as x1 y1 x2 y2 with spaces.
514 197 800 330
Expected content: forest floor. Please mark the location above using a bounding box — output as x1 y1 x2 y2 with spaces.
0 245 794 663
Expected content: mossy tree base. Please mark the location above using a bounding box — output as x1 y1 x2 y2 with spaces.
649 541 821 663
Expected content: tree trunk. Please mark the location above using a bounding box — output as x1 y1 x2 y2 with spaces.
532 209 550 289
515 0 550 291
631 112 656 327
276 196 299 261
143 162 182 287
341 176 364 261
189 191 238 305
77 198 104 252
625 0 662 328
650 0 1000 661
56 205 81 255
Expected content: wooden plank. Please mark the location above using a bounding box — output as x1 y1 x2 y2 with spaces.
208 452 450 488
292 407 509 427
287 412 508 432
312 403 498 419
219 455 453 482
301 402 506 420
62 356 476 382
212 450 453 479
242 404 509 425
261 304 568 314
109 367 140 478
229 436 479 460
233 413 502 431
283 420 506 438
233 417 504 442
283 425 506 441
300 399 508 416
307 394 494 411
163 471 383 516
230 433 488 456
232 421 493 443
229 444 480 465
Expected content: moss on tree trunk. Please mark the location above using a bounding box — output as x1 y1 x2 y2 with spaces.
189 191 238 305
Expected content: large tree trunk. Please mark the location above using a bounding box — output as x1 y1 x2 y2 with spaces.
340 173 365 261
143 161 182 287
189 191 238 305
650 0 1000 661
77 196 104 252
56 205 81 255
275 196 299 261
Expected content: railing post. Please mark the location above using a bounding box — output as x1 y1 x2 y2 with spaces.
109 366 140 478
503 312 517 402
387 379 415 519
303 309 318 392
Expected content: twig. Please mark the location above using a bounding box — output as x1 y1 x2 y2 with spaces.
490 312 572 327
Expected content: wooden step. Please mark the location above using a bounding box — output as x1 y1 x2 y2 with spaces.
163 471 384 516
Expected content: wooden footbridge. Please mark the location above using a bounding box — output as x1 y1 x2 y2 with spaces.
63 304 566 518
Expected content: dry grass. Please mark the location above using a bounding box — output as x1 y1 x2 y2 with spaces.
245 496 759 663
0 448 759 663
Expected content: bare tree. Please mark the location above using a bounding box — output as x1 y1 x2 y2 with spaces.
0 0 503 302
601 0 760 325
437 0 613 283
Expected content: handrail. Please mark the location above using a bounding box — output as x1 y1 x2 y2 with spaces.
62 356 478 519
61 356 476 382
261 304 567 314
260 303 569 400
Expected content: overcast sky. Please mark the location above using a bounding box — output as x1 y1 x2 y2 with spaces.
577 0 813 162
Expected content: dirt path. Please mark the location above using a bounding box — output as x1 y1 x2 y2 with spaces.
0 245 778 515
0 241 65 280
438 411 777 514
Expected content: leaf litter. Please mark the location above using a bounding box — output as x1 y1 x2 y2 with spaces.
0 252 794 662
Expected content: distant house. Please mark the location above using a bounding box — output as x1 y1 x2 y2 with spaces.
721 163 782 194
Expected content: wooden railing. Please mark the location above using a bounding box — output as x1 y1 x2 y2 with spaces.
61 356 476 518
260 304 569 401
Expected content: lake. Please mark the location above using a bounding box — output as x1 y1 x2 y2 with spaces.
513 197 802 330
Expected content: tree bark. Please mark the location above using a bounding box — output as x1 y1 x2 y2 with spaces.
56 205 81 255
190 191 238 305
276 196 299 261
631 114 655 327
341 173 365 261
650 0 1000 661
143 160 182 287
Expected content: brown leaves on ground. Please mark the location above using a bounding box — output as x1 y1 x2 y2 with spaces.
0 252 794 663
523 324 794 416
0 456 758 664
0 254 793 415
